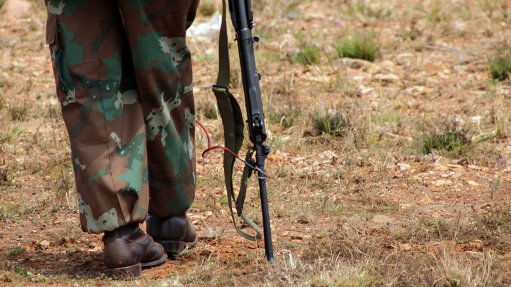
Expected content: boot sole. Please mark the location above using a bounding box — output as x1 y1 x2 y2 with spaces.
105 264 142 280
106 253 168 279
141 252 168 268
158 239 198 255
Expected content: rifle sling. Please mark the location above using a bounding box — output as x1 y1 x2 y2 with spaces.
211 0 262 241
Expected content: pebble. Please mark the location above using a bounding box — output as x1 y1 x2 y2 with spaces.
467 180 480 187
433 179 452 187
397 163 410 171
374 73 400 82
335 58 372 69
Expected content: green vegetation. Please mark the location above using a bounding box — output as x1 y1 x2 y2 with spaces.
342 0 392 20
197 101 218 120
10 103 29 121
292 44 321 65
0 203 17 221
269 108 301 129
0 74 13 88
335 32 379 62
312 108 350 137
489 49 511 81
2 0 511 285
418 121 472 157
8 247 26 256
0 124 20 143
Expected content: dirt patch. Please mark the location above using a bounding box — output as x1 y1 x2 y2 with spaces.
2 0 511 285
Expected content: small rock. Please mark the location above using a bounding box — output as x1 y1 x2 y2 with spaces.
470 116 481 124
280 34 300 56
282 231 311 240
396 53 414 65
433 179 452 187
374 73 400 82
303 129 321 137
397 163 410 171
336 58 372 69
400 243 412 251
38 240 50 249
446 164 464 170
319 150 337 159
440 172 456 178
204 48 216 56
434 165 449 172
406 85 430 96
421 195 433 204
379 60 396 70
467 180 479 187
352 75 366 82
359 85 375 94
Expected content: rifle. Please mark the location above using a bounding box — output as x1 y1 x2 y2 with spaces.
208 0 274 263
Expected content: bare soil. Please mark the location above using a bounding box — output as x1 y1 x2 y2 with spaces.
1 0 511 286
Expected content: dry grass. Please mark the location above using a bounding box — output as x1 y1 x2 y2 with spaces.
2 0 511 285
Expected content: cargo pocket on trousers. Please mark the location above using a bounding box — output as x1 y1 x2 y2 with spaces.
46 15 75 106
46 14 60 69
46 14 57 46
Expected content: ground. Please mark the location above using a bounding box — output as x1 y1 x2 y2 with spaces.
1 0 511 286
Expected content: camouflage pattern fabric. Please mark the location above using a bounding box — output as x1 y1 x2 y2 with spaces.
45 0 199 233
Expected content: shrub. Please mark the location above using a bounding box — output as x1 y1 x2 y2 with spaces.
418 120 472 157
292 44 321 65
489 49 511 81
269 108 301 129
335 32 379 62
10 104 29 121
312 109 350 137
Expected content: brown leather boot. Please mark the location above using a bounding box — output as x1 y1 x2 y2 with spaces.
146 214 198 256
102 223 167 279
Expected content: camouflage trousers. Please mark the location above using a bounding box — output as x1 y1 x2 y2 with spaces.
45 0 199 233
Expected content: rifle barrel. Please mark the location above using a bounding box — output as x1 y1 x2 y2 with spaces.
256 143 275 263
230 0 267 143
229 0 274 263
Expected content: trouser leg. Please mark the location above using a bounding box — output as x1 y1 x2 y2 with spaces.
118 0 199 218
45 0 149 233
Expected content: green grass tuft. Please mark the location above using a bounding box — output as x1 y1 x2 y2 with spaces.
335 32 380 62
343 0 392 20
10 105 29 121
269 108 301 129
489 49 511 81
418 121 472 157
292 44 321 65
199 102 218 120
312 109 350 137
8 247 26 256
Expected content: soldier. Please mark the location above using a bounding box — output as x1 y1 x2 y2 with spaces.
44 0 199 278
